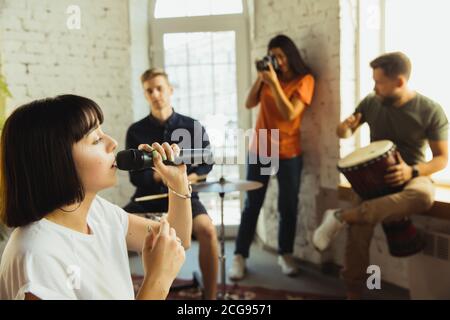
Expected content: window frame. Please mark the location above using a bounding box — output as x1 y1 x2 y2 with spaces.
153 0 244 19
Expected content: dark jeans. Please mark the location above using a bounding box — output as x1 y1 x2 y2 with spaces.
235 154 303 258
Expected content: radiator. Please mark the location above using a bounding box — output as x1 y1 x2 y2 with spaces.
408 229 450 299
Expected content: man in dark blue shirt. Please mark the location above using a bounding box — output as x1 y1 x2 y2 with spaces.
123 68 218 300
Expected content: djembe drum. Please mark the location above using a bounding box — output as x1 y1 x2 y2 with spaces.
338 140 425 257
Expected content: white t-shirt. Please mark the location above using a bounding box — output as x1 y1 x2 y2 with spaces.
0 196 134 300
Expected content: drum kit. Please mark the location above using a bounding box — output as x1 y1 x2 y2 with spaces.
338 140 425 257
137 170 263 300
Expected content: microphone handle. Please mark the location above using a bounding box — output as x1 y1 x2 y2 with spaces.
148 149 213 166
161 159 178 166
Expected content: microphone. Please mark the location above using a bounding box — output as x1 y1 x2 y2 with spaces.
116 148 213 171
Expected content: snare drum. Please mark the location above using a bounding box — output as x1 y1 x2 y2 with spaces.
338 140 424 257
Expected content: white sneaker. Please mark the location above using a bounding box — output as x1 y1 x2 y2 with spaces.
229 254 246 281
278 255 299 276
313 209 345 252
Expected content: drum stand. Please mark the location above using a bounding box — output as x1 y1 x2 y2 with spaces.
217 177 229 300
191 167 263 300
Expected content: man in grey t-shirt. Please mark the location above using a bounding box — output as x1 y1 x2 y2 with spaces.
313 52 449 299
355 92 448 165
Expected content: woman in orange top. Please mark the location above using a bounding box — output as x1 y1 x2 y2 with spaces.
230 35 315 280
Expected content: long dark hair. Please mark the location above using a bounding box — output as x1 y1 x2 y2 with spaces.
0 95 104 227
268 34 311 78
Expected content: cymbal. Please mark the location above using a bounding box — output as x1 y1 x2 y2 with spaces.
189 174 208 184
192 178 263 193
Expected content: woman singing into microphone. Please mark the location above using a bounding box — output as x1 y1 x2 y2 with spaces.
0 95 192 300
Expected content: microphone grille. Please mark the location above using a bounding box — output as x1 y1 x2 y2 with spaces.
116 149 142 170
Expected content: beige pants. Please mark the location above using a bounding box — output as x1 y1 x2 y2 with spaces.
341 176 435 293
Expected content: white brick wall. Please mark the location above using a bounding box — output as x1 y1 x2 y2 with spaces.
128 0 150 122
0 0 135 206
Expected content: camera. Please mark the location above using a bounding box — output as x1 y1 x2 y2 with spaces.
255 55 279 72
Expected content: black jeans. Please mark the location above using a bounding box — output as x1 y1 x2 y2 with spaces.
234 154 303 258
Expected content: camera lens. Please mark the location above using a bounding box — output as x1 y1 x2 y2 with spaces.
255 55 280 72
255 56 270 72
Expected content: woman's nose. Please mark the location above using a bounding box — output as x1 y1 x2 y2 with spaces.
107 135 118 152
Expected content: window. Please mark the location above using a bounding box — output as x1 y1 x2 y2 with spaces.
384 0 450 183
164 31 241 226
164 31 238 157
150 0 250 231
154 0 243 18
356 0 450 184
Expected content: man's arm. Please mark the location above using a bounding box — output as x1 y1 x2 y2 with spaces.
187 122 213 181
385 140 448 187
337 113 363 138
416 140 448 176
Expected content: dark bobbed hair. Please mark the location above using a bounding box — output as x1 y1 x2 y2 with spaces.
0 95 104 227
268 34 312 78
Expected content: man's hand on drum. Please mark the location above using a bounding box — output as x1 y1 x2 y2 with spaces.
384 152 413 187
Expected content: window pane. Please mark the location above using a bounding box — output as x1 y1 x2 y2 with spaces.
213 64 236 116
163 34 188 66
187 33 212 65
163 31 240 225
165 66 189 114
155 0 243 18
163 32 237 130
154 0 188 19
188 64 214 120
384 0 450 183
186 0 211 17
213 32 236 64
212 0 243 16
